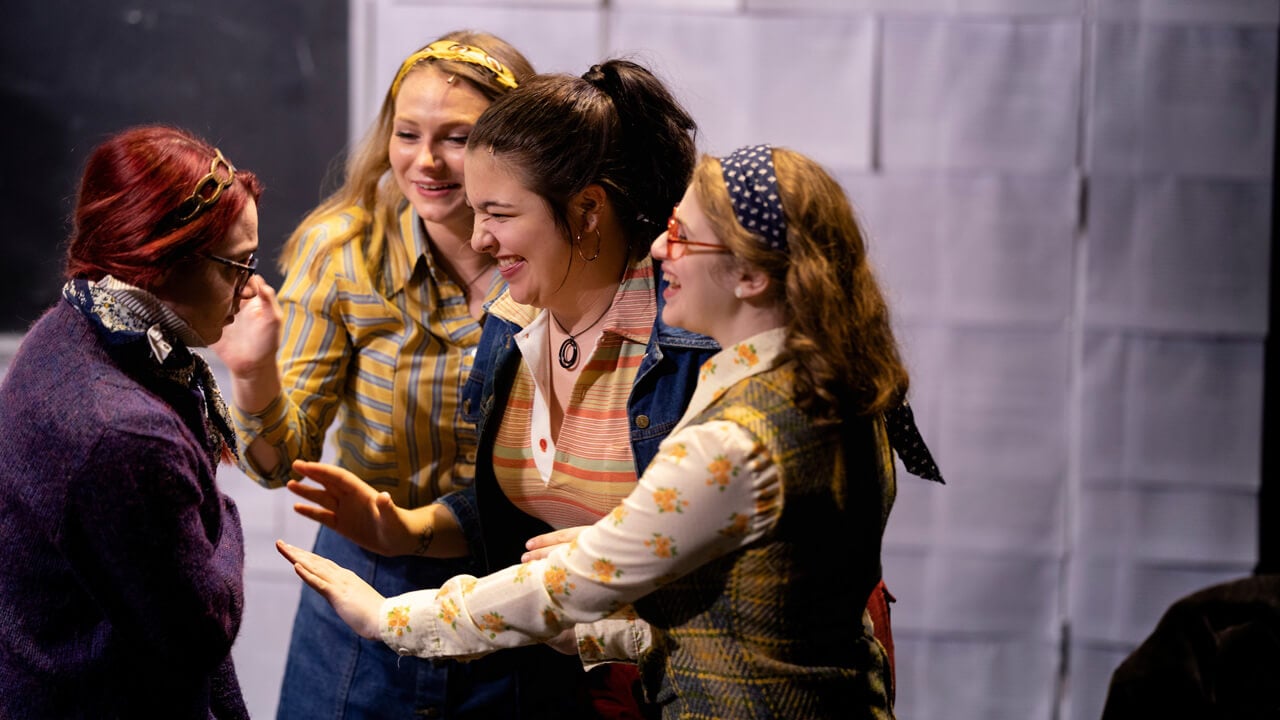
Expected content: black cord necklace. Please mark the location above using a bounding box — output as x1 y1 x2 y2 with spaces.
459 262 494 293
549 300 613 370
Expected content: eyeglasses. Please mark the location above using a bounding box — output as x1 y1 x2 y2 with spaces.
664 206 732 260
201 251 258 294
174 148 237 224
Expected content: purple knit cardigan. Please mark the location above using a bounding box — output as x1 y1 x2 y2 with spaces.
0 298 247 719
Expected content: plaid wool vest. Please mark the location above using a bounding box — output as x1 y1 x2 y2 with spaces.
634 363 897 719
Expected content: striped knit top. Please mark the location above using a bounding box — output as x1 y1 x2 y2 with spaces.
487 257 657 528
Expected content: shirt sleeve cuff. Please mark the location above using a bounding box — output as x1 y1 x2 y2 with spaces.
230 394 293 485
574 609 650 668
230 393 287 439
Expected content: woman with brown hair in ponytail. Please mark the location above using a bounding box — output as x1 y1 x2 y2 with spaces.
271 57 713 717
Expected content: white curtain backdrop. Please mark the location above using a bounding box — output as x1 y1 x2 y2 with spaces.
3 1 1266 718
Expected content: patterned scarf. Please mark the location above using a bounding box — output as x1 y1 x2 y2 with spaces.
62 277 238 467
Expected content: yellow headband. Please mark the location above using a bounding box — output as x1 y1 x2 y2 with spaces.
390 40 519 96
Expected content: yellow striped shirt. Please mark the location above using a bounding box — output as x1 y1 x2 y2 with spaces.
489 258 656 528
232 204 501 508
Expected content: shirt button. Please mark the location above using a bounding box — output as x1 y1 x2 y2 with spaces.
635 415 650 429
539 438 548 452
465 451 476 463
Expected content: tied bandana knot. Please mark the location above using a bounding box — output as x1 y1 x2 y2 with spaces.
720 144 787 250
884 401 944 484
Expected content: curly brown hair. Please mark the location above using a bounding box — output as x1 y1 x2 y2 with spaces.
691 147 908 420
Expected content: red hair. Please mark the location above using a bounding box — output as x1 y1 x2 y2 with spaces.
65 125 263 290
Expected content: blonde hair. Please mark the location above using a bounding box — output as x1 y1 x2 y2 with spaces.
280 30 534 283
692 148 908 420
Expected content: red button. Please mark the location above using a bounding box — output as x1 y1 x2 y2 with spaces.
539 438 547 452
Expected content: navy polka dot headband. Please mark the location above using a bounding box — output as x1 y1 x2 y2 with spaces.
720 144 787 250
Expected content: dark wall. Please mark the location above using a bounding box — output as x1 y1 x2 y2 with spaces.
0 0 347 331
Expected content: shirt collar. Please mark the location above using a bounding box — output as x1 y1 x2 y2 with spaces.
97 274 206 348
384 202 428 296
672 326 788 434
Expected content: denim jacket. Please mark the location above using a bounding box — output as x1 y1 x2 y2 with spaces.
440 269 719 573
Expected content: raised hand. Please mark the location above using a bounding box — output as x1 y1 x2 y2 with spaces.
212 275 283 375
287 459 425 557
276 540 384 640
210 274 285 417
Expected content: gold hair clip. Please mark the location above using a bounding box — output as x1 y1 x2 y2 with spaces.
390 40 519 96
174 148 236 224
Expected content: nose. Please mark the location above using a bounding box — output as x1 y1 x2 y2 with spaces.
650 231 670 260
416 142 440 172
471 220 495 255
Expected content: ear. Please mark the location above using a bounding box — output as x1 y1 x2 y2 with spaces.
572 184 608 232
734 266 772 301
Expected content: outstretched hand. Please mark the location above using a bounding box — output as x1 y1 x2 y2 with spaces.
276 540 384 640
287 459 422 557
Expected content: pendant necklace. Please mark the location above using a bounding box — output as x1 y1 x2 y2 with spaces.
549 300 613 370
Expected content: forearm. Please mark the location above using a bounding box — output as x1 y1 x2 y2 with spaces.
233 254 349 482
227 357 283 417
403 503 469 559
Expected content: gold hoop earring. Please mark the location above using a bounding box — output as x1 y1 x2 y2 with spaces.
576 228 602 262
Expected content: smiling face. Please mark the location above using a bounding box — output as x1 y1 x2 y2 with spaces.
154 200 260 344
389 68 492 229
651 187 740 339
465 148 577 309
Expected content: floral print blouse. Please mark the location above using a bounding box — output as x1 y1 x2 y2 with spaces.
377 328 789 664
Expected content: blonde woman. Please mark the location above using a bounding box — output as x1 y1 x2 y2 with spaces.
210 31 556 718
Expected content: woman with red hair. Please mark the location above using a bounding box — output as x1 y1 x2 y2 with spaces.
0 124 262 718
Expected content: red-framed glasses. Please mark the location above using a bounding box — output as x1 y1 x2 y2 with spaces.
664 206 731 260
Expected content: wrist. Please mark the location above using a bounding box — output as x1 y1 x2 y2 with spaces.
231 365 283 416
